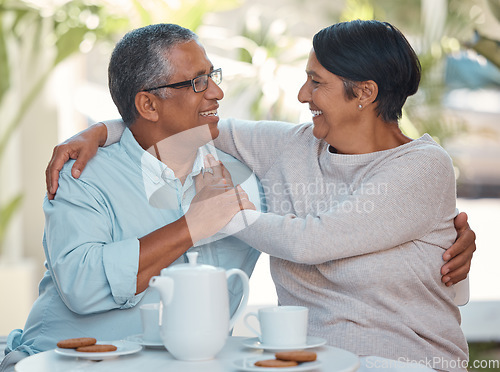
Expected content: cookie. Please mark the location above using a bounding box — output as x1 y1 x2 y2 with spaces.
57 337 97 349
275 350 317 362
76 344 117 353
254 359 299 368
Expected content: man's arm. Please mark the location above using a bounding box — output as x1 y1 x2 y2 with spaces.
48 159 253 311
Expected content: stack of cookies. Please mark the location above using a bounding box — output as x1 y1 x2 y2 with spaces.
57 337 117 353
254 350 317 368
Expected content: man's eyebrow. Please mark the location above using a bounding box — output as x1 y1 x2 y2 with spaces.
194 66 214 76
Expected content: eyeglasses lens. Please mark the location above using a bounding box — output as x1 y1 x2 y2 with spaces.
211 70 222 85
193 70 222 93
193 75 208 93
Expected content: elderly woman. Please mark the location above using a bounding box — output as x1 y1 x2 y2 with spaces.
46 20 469 370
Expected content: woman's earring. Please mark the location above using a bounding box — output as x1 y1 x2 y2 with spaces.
358 104 363 110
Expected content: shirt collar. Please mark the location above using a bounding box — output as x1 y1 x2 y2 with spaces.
120 127 218 184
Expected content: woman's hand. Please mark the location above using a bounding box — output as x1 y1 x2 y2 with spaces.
441 212 476 286
46 123 107 200
186 154 255 243
195 154 235 191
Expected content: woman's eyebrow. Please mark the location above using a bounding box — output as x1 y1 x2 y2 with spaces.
306 70 320 78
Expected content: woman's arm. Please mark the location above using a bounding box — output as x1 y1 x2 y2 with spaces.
214 118 298 179
46 121 123 199
234 151 457 264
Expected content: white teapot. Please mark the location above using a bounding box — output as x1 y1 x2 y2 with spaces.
148 251 249 361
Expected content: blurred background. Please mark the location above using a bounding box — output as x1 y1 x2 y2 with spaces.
0 0 499 368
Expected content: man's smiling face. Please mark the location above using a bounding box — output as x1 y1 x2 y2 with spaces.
154 40 224 143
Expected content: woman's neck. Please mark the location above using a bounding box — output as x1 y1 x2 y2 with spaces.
327 119 412 155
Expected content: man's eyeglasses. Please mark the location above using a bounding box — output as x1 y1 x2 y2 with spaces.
142 68 222 93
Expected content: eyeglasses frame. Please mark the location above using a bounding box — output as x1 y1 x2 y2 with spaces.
142 68 222 93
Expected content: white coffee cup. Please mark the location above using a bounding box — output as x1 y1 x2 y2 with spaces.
140 303 162 343
243 306 308 346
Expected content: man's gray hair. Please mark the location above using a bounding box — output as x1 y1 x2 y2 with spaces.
108 24 198 125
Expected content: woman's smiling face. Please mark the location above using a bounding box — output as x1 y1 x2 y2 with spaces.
297 50 360 145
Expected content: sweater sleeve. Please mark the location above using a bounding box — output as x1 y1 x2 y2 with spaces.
103 119 126 147
231 150 458 264
214 118 299 179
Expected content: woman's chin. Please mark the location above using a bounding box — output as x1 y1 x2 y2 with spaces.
312 124 327 140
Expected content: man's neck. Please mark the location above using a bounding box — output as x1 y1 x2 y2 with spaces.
150 140 199 185
130 121 204 185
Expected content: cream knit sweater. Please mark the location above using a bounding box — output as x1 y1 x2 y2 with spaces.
216 118 468 372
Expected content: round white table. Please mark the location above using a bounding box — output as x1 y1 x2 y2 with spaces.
15 336 359 372
14 336 438 372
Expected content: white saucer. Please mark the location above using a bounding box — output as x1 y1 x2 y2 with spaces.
241 336 327 352
54 340 142 360
125 334 165 349
233 356 322 372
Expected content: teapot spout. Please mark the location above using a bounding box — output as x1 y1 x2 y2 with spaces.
149 276 174 305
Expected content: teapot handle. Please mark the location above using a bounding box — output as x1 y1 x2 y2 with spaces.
226 268 250 331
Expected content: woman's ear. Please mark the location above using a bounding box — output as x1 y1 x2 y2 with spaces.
135 92 160 122
358 80 378 107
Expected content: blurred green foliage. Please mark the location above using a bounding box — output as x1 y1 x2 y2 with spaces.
231 0 483 144
0 0 127 255
468 342 500 371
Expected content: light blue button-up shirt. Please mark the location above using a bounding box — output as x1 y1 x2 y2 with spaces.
5 128 262 356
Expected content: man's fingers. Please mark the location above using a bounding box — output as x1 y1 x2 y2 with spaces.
234 185 255 210
453 211 468 232
443 222 475 261
442 248 472 275
441 241 473 286
442 264 469 286
239 198 256 211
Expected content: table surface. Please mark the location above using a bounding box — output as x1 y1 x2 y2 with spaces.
14 336 439 372
15 336 361 372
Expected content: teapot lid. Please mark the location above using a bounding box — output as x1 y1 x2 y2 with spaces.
161 251 222 275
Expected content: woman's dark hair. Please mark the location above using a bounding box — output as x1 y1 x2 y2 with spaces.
312 20 421 122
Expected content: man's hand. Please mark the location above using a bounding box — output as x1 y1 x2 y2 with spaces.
441 212 476 286
45 123 107 200
186 155 255 243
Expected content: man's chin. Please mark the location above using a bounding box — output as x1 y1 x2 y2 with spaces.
210 126 220 140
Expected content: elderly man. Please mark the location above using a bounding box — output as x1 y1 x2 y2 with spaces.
1 23 261 370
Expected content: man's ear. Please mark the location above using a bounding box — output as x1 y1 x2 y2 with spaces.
135 92 160 122
356 80 378 107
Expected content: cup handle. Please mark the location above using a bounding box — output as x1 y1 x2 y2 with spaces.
243 312 261 339
226 268 250 331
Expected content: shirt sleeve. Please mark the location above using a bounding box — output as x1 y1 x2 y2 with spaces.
215 118 299 179
103 119 126 147
230 151 458 264
43 170 143 315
